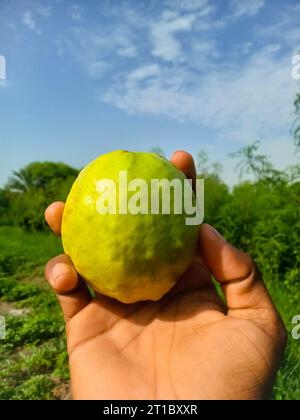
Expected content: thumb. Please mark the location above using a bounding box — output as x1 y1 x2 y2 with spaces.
45 254 91 322
199 224 285 336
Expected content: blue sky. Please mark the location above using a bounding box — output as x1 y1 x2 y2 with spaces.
0 0 300 186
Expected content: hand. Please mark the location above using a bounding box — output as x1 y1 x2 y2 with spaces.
45 151 287 400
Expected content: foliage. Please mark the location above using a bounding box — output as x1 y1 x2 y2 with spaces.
201 173 230 226
197 149 223 176
230 141 286 183
1 162 78 230
7 162 78 193
212 141 300 400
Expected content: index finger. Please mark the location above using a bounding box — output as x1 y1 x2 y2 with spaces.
170 150 197 191
45 201 65 236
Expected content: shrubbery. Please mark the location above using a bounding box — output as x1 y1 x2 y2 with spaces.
0 162 78 230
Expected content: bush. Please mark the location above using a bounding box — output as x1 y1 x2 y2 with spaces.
1 161 79 230
12 375 55 400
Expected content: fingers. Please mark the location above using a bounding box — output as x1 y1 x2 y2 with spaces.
199 224 283 330
45 201 65 236
45 254 91 322
45 206 91 321
171 150 197 190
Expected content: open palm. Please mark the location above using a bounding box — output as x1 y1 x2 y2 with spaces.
45 151 286 400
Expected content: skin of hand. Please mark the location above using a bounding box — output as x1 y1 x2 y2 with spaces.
44 150 287 400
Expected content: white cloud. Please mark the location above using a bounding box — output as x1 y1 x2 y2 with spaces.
151 12 196 61
64 25 137 78
117 46 137 58
241 41 254 55
190 38 219 65
64 33 108 78
86 60 107 78
104 44 298 145
59 0 298 155
165 0 208 12
257 9 300 49
37 6 52 17
128 64 161 82
22 11 36 31
21 10 42 34
68 4 85 22
110 26 137 58
165 0 216 21
230 0 265 17
19 5 51 34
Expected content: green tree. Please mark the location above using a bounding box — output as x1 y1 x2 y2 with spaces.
3 162 79 230
200 174 229 226
196 150 228 225
230 141 285 183
7 162 78 193
0 188 11 225
197 150 223 176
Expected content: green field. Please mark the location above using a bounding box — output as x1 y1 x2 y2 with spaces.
0 227 70 400
0 143 300 399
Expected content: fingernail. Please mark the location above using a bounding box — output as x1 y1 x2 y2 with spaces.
205 225 227 243
50 263 75 288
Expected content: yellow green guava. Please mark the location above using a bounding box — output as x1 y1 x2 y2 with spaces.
62 151 200 303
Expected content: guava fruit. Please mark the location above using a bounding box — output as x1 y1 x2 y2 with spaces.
62 151 200 303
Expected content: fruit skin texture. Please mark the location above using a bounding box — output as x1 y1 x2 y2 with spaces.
62 151 200 304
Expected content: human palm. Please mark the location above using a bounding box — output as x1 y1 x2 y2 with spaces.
45 151 286 400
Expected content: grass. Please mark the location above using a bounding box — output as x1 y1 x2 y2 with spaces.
0 226 62 276
0 226 68 400
0 226 299 400
267 281 300 400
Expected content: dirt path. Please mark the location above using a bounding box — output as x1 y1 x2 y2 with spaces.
0 300 30 316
